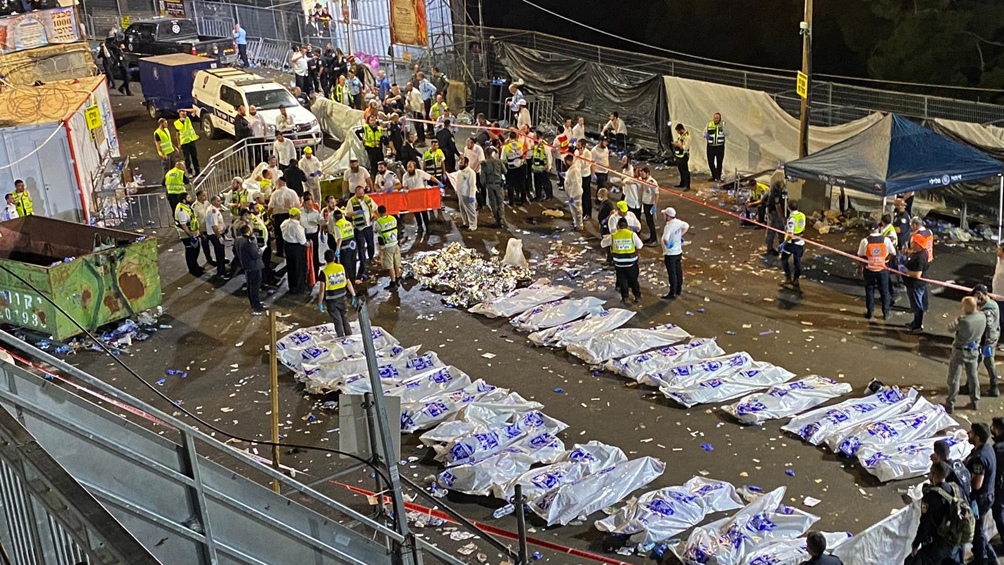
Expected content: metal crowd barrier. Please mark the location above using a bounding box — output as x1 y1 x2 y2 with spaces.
192 139 275 202
92 188 173 229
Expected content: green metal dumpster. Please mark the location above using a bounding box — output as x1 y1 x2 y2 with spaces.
0 216 162 339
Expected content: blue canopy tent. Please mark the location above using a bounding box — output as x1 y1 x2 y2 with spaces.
785 114 1004 235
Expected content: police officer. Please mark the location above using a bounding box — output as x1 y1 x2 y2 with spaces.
966 422 998 565
705 112 726 182
779 200 806 290
903 236 929 333
799 531 843 565
946 297 985 412
972 284 1000 397
422 139 446 184
164 161 189 214
316 250 357 337
174 109 201 176
991 417 1004 545
11 179 32 217
173 192 203 278
154 118 176 176
530 135 551 201
857 222 896 321
346 186 377 282
502 132 526 204
329 209 358 284
905 461 961 565
603 217 644 304
765 181 786 255
360 114 386 178
481 147 507 228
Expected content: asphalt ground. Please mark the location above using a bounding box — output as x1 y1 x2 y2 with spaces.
49 78 1004 564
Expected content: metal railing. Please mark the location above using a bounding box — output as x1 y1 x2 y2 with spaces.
192 139 275 202
91 188 173 229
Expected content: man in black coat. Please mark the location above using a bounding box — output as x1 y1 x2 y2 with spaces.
905 461 962 565
435 120 460 173
283 158 307 196
235 224 266 315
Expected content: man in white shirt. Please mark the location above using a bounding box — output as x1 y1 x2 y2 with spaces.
455 156 478 230
343 158 373 193
267 178 300 258
601 112 628 152
638 166 659 244
272 132 296 172
1 193 17 221
205 195 229 280
275 107 295 135
247 105 268 165
192 189 214 266
300 192 323 270
463 137 485 207
607 200 642 235
515 99 532 130
575 139 594 218
571 117 585 143
506 82 524 115
374 161 401 191
591 137 610 189
563 155 583 230
661 207 690 300
281 207 308 294
265 155 282 185
291 46 309 93
299 146 322 203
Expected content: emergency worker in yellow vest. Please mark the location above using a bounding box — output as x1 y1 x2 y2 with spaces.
154 118 176 175
316 250 357 337
164 161 189 214
375 205 402 290
779 200 806 290
502 132 526 204
602 217 645 304
857 221 897 321
328 208 359 284
331 75 350 106
705 112 726 182
12 179 32 217
359 114 387 180
174 109 201 175
530 137 551 201
173 192 204 277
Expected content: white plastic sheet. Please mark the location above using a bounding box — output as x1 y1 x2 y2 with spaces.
640 352 754 388
510 297 607 332
660 363 796 408
301 345 423 391
722 376 854 425
529 456 665 526
857 429 972 483
434 411 569 467
781 387 918 445
674 487 819 565
279 326 400 372
468 283 573 318
832 502 919 565
436 431 568 496
594 477 744 545
744 533 852 565
528 309 637 348
381 366 473 404
604 338 725 382
400 381 503 433
494 441 628 501
827 396 958 457
566 324 693 365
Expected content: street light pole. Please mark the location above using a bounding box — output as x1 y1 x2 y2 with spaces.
797 0 813 158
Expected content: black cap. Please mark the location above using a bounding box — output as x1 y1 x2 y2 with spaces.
972 284 989 296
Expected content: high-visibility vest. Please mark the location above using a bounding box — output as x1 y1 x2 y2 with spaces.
611 228 638 266
155 128 175 155
706 121 725 146
363 124 382 148
788 211 806 237
674 133 689 158
333 84 349 105
12 190 32 216
174 202 198 235
912 228 934 262
881 223 897 248
320 262 348 297
347 196 372 228
165 167 187 194
503 142 523 169
423 149 444 178
259 178 273 195
174 117 199 145
375 215 398 246
229 190 249 216
335 217 355 239
864 234 888 272
531 144 548 172
431 103 448 120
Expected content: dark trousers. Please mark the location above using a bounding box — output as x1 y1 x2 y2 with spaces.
595 172 608 189
117 62 131 95
355 226 375 274
181 142 200 176
167 192 184 214
413 112 426 142
208 234 226 277
365 147 383 173
903 540 954 565
325 296 351 337
905 278 927 329
993 496 1004 552
246 269 263 310
973 499 998 565
182 237 202 276
781 243 804 282
665 254 683 296
581 175 592 217
615 262 642 300
997 300 1004 338
555 157 566 188
863 269 890 318
707 145 725 180
271 213 289 257
643 204 657 241
199 233 213 265
237 43 249 67
676 153 690 188
532 171 550 200
414 211 431 231
306 231 320 275
611 133 627 153
505 169 524 203
261 243 276 285
340 244 358 282
285 241 307 294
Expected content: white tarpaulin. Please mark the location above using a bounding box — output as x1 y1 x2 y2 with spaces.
529 457 665 526
857 429 972 483
827 396 959 457
277 325 400 372
468 283 574 318
722 376 854 425
310 96 364 142
301 346 435 393
400 381 504 433
663 76 882 176
660 363 796 408
933 118 1004 151
594 477 744 545
603 338 725 382
432 411 569 467
781 387 918 445
494 441 628 501
673 487 819 565
640 352 754 388
743 533 852 565
436 431 568 496
381 366 473 404
510 297 607 332
528 309 637 348
831 503 919 565
566 324 693 364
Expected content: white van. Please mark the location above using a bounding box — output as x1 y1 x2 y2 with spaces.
191 68 321 147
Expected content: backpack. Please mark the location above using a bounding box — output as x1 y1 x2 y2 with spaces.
948 460 972 502
934 482 975 546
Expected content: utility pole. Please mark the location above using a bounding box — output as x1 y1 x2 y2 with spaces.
797 0 813 158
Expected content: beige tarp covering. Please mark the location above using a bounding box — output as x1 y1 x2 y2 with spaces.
932 118 1004 152
663 76 883 176
310 97 365 143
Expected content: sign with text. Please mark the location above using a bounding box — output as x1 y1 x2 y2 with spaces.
0 7 79 54
389 0 427 47
796 71 808 99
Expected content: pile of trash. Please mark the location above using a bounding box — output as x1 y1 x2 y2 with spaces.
402 243 533 308
807 209 866 235
11 306 167 356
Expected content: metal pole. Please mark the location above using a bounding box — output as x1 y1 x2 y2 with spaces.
269 310 281 494
797 0 813 158
357 300 418 565
998 174 1003 244
514 484 528 565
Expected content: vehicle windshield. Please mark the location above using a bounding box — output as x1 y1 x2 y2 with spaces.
245 89 300 111
160 20 198 37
